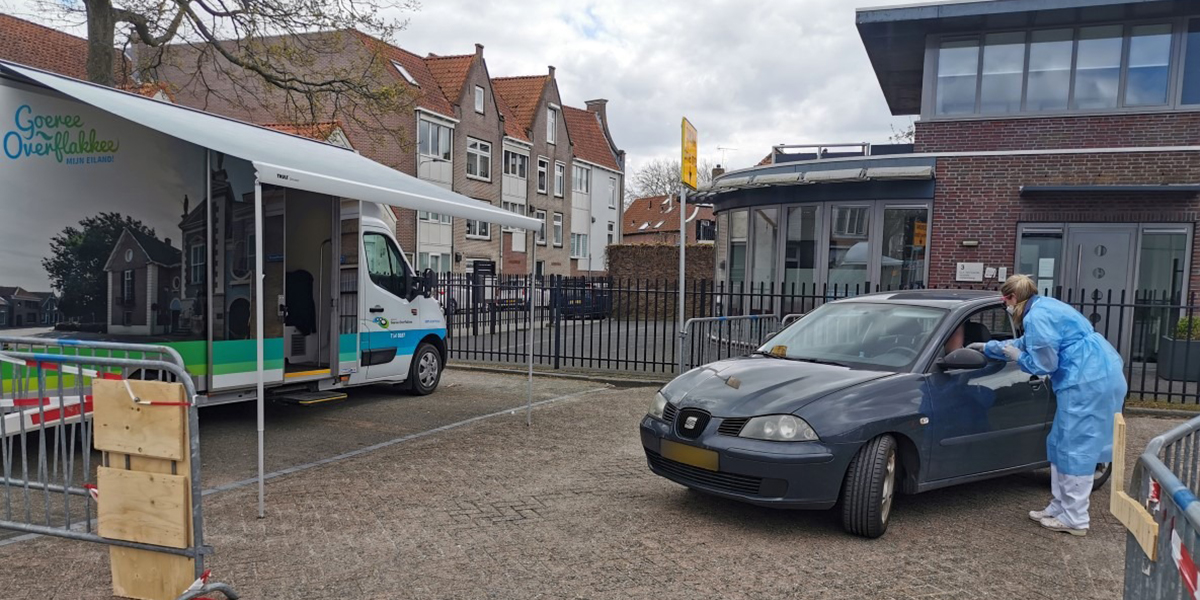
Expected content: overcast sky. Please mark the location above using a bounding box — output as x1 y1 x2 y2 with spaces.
1 0 919 175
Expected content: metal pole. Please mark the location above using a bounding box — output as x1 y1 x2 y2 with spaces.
677 187 686 375
254 179 266 518
527 229 535 426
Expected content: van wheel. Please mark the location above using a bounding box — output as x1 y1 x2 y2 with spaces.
408 343 442 396
1092 462 1113 492
841 435 898 539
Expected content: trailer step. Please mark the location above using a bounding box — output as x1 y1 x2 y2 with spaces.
272 391 348 406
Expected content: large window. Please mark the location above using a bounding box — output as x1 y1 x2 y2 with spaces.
828 205 871 291
729 210 748 289
189 242 206 284
417 252 451 274
122 270 134 304
750 208 778 289
466 138 491 180
879 208 928 290
504 150 528 178
552 213 564 246
418 119 452 161
572 165 590 193
934 21 1185 116
570 233 589 258
364 233 409 298
535 209 547 244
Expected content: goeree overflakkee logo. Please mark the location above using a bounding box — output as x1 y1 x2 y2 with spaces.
3 104 120 164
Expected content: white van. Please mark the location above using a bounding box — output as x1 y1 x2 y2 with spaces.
0 60 537 406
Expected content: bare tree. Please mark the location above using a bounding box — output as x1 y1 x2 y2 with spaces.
44 0 419 143
628 157 716 200
888 121 915 144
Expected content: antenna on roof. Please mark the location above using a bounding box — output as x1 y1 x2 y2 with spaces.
717 146 738 165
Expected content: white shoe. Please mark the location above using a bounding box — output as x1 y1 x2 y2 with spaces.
1028 509 1052 522
1040 516 1087 536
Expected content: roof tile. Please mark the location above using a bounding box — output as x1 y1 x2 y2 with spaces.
622 195 714 237
0 13 127 81
424 53 474 106
562 106 619 171
351 31 456 118
492 75 548 137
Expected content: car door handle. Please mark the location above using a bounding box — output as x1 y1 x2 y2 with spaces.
1028 375 1043 390
369 305 385 313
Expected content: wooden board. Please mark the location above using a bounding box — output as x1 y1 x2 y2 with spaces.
97 467 191 549
110 547 195 600
93 379 187 461
1109 413 1159 560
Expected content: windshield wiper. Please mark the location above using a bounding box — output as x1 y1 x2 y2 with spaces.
790 357 850 368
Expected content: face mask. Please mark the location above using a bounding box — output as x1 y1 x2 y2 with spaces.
1005 305 1015 316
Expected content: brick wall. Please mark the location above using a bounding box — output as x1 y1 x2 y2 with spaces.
450 54 504 272
526 79 574 275
928 151 1200 291
915 112 1200 153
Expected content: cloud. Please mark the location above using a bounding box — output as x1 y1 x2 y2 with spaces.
3 0 919 174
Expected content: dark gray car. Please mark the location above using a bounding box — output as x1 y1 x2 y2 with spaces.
639 290 1113 538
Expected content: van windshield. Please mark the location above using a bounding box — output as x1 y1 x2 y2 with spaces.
760 302 947 371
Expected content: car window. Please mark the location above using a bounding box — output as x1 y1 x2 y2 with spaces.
762 302 947 371
939 305 1014 357
363 232 409 298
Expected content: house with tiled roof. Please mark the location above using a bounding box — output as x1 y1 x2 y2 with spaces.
491 68 577 276
0 286 42 327
622 195 715 246
562 104 624 274
103 228 183 336
0 13 128 82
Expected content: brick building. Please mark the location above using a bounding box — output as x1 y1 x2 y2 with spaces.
622 195 715 245
699 0 1200 365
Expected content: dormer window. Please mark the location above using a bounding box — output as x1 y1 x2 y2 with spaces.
391 61 419 86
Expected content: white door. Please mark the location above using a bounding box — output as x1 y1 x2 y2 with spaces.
361 228 416 381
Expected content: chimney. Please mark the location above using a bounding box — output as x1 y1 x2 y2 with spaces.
475 43 484 57
585 98 608 125
165 238 172 247
711 164 725 179
548 65 556 79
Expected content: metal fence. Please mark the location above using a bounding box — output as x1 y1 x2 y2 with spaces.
435 275 1200 402
1123 414 1200 599
0 336 236 600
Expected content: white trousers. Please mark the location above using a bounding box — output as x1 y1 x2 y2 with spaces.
1044 464 1094 529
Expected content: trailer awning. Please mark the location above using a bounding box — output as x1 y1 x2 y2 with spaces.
0 61 541 231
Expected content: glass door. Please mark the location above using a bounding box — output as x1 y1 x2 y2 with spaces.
783 205 818 315
1133 228 1192 362
1017 226 1063 295
827 204 871 294
748 207 778 314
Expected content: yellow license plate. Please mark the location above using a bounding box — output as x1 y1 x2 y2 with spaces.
660 439 719 472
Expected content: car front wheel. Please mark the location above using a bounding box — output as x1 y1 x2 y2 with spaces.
841 434 898 538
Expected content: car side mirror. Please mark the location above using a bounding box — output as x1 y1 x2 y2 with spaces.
938 348 988 371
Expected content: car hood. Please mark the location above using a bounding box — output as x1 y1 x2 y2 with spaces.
662 356 895 417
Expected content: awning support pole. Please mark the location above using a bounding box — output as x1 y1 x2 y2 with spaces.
254 179 266 518
527 229 535 426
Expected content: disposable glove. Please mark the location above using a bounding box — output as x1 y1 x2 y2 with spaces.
1002 344 1022 361
966 342 986 353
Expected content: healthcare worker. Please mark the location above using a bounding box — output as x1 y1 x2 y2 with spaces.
967 274 1125 536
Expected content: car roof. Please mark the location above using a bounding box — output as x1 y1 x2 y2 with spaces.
832 289 999 310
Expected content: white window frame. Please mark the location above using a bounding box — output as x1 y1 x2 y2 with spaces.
418 118 453 162
466 219 491 240
537 157 549 194
501 201 526 232
547 107 558 144
474 85 485 114
418 211 452 224
607 221 616 245
608 176 617 208
503 150 528 178
466 137 492 181
552 212 564 247
122 270 133 303
554 162 566 198
572 164 590 194
570 233 589 259
535 209 548 245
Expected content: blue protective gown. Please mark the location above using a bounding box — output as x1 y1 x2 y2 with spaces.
983 295 1127 476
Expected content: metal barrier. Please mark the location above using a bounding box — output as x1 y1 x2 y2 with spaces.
1120 413 1200 599
681 315 781 372
0 337 237 600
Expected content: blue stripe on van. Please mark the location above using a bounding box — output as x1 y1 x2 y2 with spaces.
360 328 446 357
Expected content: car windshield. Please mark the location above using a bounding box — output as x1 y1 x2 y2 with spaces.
759 302 947 371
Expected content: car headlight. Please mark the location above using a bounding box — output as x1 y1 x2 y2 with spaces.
739 415 819 442
648 392 669 420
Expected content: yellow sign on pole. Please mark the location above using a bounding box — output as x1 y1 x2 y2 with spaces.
681 118 698 190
